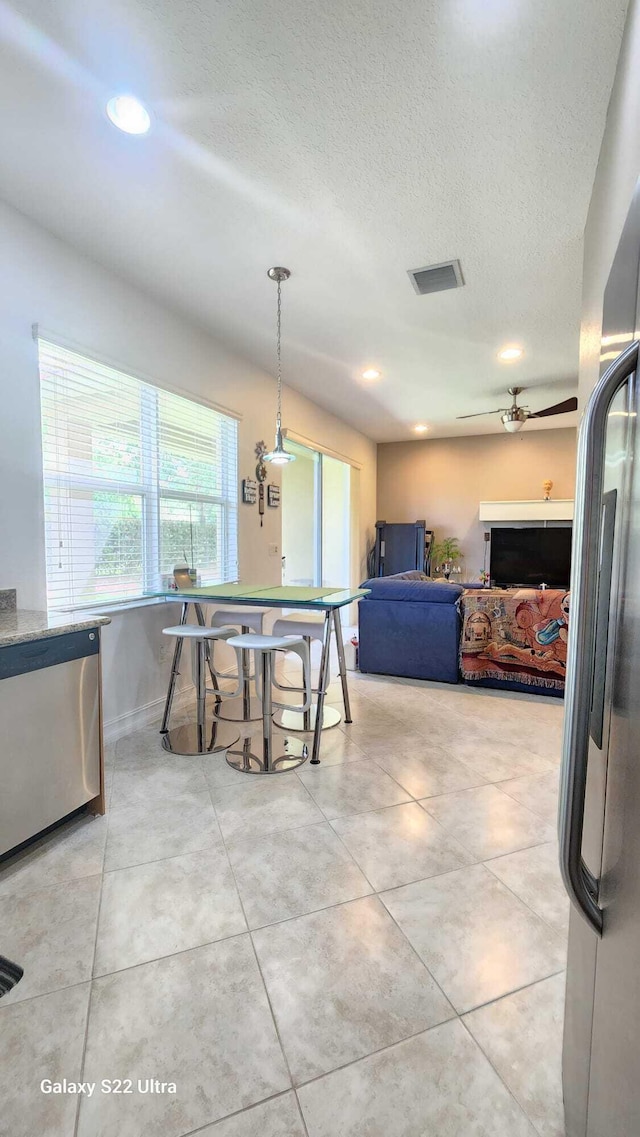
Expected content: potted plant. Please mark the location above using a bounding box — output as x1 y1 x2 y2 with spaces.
432 537 464 581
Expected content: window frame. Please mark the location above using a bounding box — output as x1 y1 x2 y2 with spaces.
38 338 239 612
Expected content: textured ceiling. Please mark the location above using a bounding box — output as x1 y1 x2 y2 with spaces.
0 0 628 440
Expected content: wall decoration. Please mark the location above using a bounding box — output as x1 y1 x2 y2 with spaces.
255 441 267 480
267 484 280 508
255 441 268 525
242 478 257 505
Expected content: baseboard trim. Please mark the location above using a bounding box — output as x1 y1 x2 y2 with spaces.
102 654 318 744
103 689 192 743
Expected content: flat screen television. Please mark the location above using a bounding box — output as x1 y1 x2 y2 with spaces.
490 527 572 588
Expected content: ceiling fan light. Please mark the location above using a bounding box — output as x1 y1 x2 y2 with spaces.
502 412 525 433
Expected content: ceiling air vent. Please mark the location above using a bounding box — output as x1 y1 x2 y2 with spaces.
408 259 464 296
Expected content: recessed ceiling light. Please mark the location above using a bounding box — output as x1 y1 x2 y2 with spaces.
106 95 151 135
498 345 524 362
362 368 381 380
414 424 428 433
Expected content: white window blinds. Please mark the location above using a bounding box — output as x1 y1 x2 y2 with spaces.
38 339 239 612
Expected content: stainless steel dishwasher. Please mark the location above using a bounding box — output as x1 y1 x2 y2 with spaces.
0 628 102 857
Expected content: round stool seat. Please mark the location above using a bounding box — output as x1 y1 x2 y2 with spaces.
227 632 305 652
272 613 326 640
162 624 236 639
211 607 265 634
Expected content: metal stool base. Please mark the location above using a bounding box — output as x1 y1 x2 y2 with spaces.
272 705 341 732
162 719 240 756
214 693 264 723
226 736 309 774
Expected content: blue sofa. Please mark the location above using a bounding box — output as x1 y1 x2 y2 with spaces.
358 574 463 683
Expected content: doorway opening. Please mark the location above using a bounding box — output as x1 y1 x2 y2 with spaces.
281 440 351 588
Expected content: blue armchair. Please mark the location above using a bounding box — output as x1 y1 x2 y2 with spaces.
358 574 463 683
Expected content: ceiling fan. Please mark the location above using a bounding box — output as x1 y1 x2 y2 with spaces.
457 386 578 433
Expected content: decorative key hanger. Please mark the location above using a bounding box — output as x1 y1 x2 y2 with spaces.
255 440 268 527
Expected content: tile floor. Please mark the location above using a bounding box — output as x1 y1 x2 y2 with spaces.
0 666 568 1137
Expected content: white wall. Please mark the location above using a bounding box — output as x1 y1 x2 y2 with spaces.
581 0 640 404
0 199 376 732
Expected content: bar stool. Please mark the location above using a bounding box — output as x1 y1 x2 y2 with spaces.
226 633 312 774
161 625 241 755
210 607 266 722
271 613 341 732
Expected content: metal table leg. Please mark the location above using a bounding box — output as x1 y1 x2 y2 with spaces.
333 607 352 724
160 601 188 733
303 636 313 733
194 602 220 702
310 611 332 764
162 602 217 728
162 629 240 756
162 602 239 755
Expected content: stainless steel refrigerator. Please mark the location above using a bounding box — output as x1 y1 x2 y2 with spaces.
561 180 640 1136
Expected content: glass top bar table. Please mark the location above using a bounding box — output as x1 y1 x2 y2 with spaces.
146 584 369 768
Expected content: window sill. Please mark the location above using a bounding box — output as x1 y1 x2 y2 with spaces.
61 596 182 619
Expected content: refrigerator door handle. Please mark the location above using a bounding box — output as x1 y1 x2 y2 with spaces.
559 340 639 936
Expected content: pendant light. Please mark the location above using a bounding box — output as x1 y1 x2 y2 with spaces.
264 266 295 464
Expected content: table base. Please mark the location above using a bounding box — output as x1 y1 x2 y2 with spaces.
226 736 309 774
162 719 240 756
272 705 341 732
214 693 263 723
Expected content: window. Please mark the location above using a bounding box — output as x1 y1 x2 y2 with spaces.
38 340 238 612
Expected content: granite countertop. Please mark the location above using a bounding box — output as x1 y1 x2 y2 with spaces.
0 608 111 648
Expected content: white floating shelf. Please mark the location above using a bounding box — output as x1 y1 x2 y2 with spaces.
479 499 574 522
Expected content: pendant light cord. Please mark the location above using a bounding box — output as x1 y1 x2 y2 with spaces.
276 276 282 429
265 265 294 463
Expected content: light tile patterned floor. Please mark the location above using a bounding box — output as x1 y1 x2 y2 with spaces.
0 667 568 1136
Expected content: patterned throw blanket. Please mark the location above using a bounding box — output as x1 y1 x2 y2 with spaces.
460 588 569 693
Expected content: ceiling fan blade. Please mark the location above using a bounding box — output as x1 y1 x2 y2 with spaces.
456 408 508 419
528 397 578 419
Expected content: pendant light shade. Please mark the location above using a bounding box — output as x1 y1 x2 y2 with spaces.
264 267 295 464
266 422 294 464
